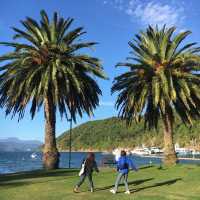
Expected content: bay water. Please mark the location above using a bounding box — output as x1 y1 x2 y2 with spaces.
0 152 200 174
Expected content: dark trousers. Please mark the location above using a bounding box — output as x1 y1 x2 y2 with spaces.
76 173 94 189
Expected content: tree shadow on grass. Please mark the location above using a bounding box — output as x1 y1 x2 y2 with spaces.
129 178 182 193
0 177 69 188
0 168 79 184
139 165 154 170
95 178 154 192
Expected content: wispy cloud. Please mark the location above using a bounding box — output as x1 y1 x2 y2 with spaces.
127 1 185 27
103 0 107 5
100 0 186 28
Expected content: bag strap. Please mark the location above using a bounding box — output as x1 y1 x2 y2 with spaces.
82 158 87 166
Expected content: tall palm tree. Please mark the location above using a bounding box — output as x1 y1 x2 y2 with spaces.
0 10 107 169
112 25 200 166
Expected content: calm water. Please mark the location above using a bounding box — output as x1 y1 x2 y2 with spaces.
0 152 200 174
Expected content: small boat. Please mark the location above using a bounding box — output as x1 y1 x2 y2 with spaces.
150 147 163 154
131 148 150 156
175 148 192 155
175 143 192 155
30 153 37 159
192 150 200 155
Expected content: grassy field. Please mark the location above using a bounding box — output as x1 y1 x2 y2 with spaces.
0 165 200 200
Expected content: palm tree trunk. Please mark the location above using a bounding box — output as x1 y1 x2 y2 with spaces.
43 96 59 170
162 113 177 166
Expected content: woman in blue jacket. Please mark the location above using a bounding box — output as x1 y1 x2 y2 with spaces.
110 150 138 194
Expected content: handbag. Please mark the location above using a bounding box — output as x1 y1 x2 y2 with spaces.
79 159 86 176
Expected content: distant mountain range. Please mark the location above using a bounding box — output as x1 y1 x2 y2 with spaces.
0 137 43 152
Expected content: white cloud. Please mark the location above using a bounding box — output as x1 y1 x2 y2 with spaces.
100 0 186 28
129 2 185 27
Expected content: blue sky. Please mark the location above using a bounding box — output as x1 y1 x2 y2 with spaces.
0 0 200 141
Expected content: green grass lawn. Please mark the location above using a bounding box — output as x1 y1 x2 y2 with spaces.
0 165 200 200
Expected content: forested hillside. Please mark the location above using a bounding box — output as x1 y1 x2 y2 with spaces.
57 117 200 151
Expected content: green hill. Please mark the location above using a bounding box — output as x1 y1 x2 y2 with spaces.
57 117 200 151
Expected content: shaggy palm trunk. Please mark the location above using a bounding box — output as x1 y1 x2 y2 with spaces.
43 96 59 170
162 113 177 166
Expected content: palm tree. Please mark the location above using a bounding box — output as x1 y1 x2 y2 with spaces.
112 25 200 166
0 10 107 169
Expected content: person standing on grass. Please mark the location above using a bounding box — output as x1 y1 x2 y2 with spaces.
110 150 138 194
74 152 99 193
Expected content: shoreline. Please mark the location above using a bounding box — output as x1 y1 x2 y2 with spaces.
134 154 200 161
59 150 110 153
59 150 200 161
12 150 200 161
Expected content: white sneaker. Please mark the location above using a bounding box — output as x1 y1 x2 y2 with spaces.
110 189 116 194
125 190 130 194
73 186 79 193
